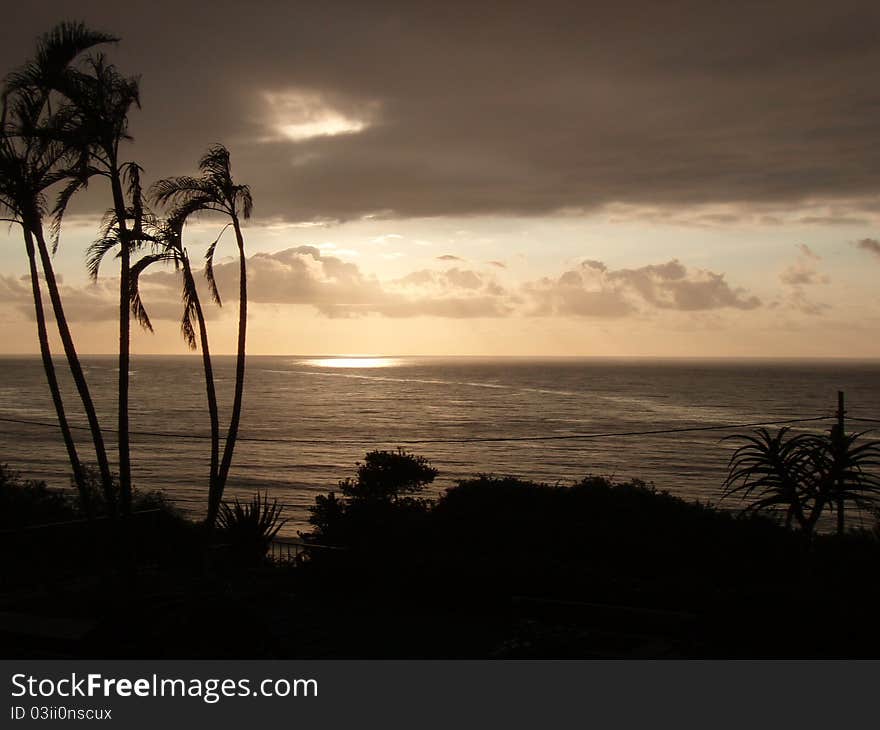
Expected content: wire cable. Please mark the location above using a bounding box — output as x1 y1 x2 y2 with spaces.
0 413 834 445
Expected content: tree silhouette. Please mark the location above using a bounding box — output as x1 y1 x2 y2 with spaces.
125 215 221 510
0 22 120 509
723 425 880 535
803 428 880 534
152 145 252 527
44 48 142 514
0 128 88 506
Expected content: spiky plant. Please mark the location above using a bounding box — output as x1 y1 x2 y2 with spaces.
723 426 880 535
722 427 816 530
802 429 880 534
216 492 286 561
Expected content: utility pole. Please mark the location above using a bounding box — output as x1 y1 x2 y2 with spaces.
835 390 846 535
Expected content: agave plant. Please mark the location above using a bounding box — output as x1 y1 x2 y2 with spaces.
216 492 286 561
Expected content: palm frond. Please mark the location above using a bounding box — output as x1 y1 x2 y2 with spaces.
149 176 208 207
128 251 171 333
204 225 230 306
85 236 119 280
50 173 91 251
179 266 200 350
235 184 253 219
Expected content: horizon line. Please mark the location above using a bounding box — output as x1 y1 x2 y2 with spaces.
2 352 880 362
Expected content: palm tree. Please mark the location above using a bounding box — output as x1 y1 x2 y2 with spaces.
723 425 880 536
123 215 221 511
0 135 89 507
43 51 141 514
151 145 252 526
803 429 880 535
722 427 815 531
2 22 119 507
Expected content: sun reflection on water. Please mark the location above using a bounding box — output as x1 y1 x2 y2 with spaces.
304 357 402 369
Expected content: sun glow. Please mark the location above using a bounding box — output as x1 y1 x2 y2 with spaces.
263 90 374 142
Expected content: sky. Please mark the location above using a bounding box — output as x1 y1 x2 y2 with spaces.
2 0 880 357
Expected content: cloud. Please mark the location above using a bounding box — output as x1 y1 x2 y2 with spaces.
201 247 514 319
797 243 820 260
525 259 760 317
0 246 760 326
1 274 120 323
780 263 829 287
778 244 830 314
5 2 880 222
0 275 30 304
488 260 506 268
261 89 376 142
856 238 880 259
436 254 463 261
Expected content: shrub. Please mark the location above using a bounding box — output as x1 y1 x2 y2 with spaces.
339 448 437 503
307 450 436 546
0 463 77 528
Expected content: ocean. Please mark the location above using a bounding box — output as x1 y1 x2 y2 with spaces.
1 355 878 535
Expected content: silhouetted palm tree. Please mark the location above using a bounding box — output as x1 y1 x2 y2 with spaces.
723 425 880 535
722 427 814 530
152 145 252 526
1 23 120 508
803 429 880 535
0 133 88 506
42 49 141 514
126 217 221 510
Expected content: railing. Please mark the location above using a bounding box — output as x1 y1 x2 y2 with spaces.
268 536 342 563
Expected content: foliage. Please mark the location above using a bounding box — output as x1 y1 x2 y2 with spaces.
722 426 880 534
307 450 436 546
0 463 77 528
4 26 256 530
216 492 286 561
303 467 801 620
150 143 252 529
721 427 815 528
339 448 438 503
68 463 180 518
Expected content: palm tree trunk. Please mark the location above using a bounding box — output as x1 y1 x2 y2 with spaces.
23 227 89 512
110 170 132 516
214 217 247 512
184 261 221 526
32 226 113 509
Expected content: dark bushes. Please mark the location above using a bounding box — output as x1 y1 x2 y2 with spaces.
0 464 78 528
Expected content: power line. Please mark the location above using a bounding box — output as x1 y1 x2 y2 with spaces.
849 416 880 425
0 413 833 445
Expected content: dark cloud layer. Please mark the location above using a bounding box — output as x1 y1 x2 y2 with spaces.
4 1 880 222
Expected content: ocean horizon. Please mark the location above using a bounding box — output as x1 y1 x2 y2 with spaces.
2 354 878 534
